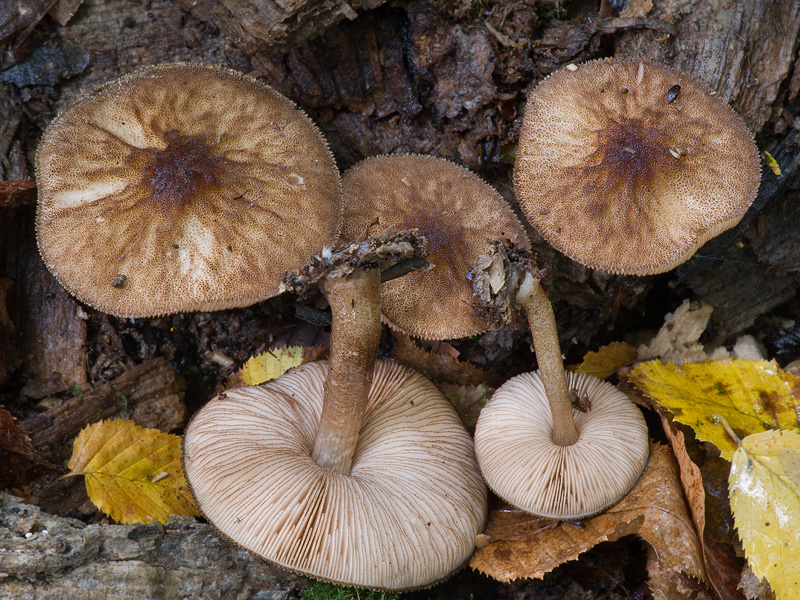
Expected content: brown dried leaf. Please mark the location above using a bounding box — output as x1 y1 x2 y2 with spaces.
393 332 500 387
48 0 83 26
619 0 654 18
661 415 744 600
661 415 706 540
438 383 494 433
471 444 708 596
0 407 62 490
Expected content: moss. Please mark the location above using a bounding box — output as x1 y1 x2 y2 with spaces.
69 383 86 401
301 581 401 600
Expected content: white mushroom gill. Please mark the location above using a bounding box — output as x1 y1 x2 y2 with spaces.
183 359 487 590
474 370 649 520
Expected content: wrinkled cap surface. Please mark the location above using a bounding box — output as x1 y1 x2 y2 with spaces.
515 59 761 275
36 62 342 317
342 154 530 340
183 359 488 590
474 370 649 519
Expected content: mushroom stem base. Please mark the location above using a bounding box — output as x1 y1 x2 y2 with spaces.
312 268 382 475
516 273 579 447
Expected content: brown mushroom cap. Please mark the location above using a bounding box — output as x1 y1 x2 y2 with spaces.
36 63 342 317
515 59 761 275
474 370 649 519
341 154 530 339
183 359 487 590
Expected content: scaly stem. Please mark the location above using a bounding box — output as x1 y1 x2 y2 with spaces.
516 272 579 446
311 268 382 474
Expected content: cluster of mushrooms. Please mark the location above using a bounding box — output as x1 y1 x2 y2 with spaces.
35 59 760 590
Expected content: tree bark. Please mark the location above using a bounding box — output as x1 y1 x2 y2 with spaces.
0 494 306 600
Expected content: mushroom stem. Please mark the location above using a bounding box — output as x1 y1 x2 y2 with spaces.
516 272 579 447
312 267 382 474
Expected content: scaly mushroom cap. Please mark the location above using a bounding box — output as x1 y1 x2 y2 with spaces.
36 63 342 317
183 359 488 591
341 154 529 339
474 370 649 519
515 59 761 275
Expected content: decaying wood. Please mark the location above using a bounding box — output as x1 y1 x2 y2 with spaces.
678 115 800 339
0 494 306 600
2 0 800 597
177 0 387 53
16 249 88 400
20 358 186 464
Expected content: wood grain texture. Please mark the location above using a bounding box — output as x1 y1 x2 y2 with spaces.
0 494 305 600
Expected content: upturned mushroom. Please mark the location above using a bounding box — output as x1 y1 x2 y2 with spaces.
514 59 761 275
183 229 488 590
35 62 342 317
471 242 648 519
340 154 529 340
472 58 761 519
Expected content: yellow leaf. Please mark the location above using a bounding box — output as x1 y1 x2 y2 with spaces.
730 429 800 600
628 359 800 460
240 346 324 386
764 151 781 177
67 420 199 524
570 341 638 379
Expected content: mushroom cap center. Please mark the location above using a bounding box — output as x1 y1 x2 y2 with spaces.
143 131 227 213
582 116 681 217
34 63 343 317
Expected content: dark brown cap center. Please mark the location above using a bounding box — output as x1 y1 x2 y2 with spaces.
581 117 680 216
143 130 227 212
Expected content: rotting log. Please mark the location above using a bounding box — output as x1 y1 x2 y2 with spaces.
2 0 800 597
0 494 306 600
175 0 388 53
20 357 186 464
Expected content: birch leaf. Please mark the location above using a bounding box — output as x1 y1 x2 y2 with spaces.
67 419 199 524
471 444 707 596
227 345 325 388
438 383 494 433
730 429 800 600
628 359 800 460
570 341 638 379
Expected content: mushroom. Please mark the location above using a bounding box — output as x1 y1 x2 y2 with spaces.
35 62 342 317
341 154 529 340
470 59 761 519
514 59 761 275
475 368 649 519
183 229 488 590
471 242 648 519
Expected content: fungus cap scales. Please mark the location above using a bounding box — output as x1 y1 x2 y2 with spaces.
36 63 342 317
341 154 529 340
183 359 487 590
515 59 761 275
